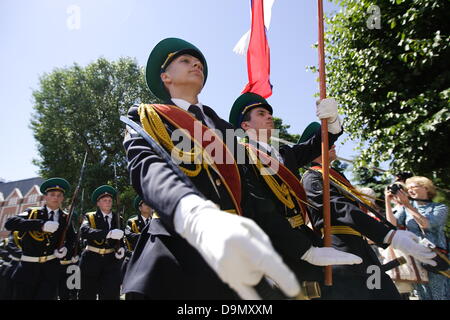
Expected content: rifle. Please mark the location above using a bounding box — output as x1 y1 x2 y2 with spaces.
72 188 85 258
58 152 88 249
113 163 124 253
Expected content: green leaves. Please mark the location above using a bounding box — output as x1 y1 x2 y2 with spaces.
324 0 450 188
31 57 157 216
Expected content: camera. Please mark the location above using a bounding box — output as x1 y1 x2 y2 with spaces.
387 183 404 195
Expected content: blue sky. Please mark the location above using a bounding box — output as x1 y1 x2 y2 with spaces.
0 0 364 182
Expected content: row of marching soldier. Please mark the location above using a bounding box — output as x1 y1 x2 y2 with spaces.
0 178 152 300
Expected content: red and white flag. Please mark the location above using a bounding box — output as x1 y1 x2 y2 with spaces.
238 0 274 98
233 0 275 55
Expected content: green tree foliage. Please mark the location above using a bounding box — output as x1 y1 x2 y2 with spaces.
30 57 157 218
351 167 392 207
273 117 301 143
323 0 450 191
331 159 349 173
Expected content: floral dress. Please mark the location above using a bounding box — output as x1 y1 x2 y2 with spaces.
395 201 449 300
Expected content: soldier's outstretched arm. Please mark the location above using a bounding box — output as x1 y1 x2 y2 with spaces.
242 165 362 268
281 126 342 169
80 217 108 242
174 195 301 300
4 211 45 233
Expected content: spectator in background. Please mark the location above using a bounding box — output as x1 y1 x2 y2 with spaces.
385 176 449 300
382 185 424 300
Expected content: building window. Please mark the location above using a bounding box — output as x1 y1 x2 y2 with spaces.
9 198 17 205
28 194 38 203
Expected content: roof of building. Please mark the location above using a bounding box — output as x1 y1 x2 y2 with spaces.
0 177 44 199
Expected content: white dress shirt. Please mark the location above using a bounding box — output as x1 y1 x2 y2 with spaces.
101 211 113 229
47 208 60 222
171 98 215 129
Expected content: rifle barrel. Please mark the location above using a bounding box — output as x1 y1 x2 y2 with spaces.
58 152 88 249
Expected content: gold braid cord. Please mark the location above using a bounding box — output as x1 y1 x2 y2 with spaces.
138 104 220 177
138 104 214 178
246 145 303 221
28 209 51 242
86 212 105 246
131 219 140 234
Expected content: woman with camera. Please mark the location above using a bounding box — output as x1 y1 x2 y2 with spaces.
385 176 449 300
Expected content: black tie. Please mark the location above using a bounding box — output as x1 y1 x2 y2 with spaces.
105 216 110 229
48 211 54 221
188 105 207 126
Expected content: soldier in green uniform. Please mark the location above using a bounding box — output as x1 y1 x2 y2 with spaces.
5 178 76 300
124 196 152 253
300 123 437 299
78 185 125 300
122 37 300 299
121 196 152 285
229 93 362 298
0 232 22 300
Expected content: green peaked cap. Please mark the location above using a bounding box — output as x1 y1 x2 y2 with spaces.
91 185 116 203
145 37 208 101
40 178 70 194
133 195 144 211
229 92 273 129
297 122 321 144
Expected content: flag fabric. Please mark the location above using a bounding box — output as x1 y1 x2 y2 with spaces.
233 0 275 55
241 0 273 98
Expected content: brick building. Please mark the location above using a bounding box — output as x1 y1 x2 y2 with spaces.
0 177 45 239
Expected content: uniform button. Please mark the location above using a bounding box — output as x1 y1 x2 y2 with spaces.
215 179 221 186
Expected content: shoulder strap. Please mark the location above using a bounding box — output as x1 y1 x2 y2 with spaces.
86 212 97 229
130 219 140 234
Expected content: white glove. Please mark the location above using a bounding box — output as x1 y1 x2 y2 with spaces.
42 221 59 233
115 247 125 260
387 230 437 266
300 246 362 266
316 98 338 119
174 195 300 300
71 255 80 264
316 98 342 134
54 247 67 259
107 229 124 240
